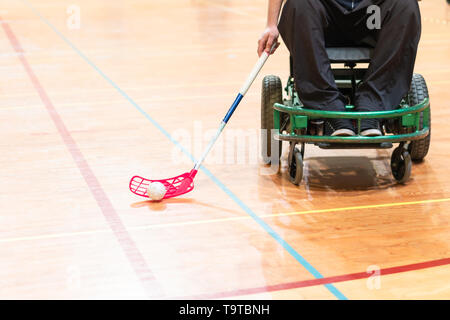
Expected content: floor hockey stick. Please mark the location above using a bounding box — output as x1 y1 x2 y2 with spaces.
129 45 277 199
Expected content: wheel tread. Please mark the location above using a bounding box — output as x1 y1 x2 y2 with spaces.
407 73 431 161
261 75 283 164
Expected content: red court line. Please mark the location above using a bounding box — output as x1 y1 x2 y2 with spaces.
1 18 163 298
179 258 450 299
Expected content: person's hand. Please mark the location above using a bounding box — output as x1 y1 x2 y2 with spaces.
257 25 280 57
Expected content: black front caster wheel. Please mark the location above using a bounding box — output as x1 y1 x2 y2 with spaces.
391 147 412 184
288 147 304 186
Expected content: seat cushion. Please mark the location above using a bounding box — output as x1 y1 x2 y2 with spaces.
326 47 373 63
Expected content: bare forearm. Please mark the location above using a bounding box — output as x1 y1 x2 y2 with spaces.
257 0 283 56
266 0 284 27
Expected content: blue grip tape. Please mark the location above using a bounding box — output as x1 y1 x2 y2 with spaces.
223 93 243 123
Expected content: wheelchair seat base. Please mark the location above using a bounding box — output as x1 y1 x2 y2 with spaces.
326 47 373 63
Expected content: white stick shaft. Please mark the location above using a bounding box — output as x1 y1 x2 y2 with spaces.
194 45 275 170
239 51 270 96
194 121 226 170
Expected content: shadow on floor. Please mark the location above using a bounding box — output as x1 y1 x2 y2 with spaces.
303 156 395 191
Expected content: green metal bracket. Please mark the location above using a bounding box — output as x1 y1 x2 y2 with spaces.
274 109 280 130
423 108 430 126
291 115 308 131
402 113 416 127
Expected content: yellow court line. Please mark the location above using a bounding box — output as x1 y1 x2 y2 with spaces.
0 197 449 244
0 229 111 244
266 197 450 218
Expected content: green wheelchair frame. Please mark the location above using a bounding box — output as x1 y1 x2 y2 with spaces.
261 54 431 185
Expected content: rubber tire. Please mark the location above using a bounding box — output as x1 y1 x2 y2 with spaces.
407 73 431 162
391 147 412 184
289 148 303 186
261 75 283 165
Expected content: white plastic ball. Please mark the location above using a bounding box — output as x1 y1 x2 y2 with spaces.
147 182 167 201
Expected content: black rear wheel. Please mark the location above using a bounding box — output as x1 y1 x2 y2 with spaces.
261 75 283 164
407 73 431 162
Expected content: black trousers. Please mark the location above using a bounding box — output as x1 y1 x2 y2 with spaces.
278 0 421 112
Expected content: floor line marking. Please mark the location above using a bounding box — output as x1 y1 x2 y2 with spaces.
175 257 450 300
277 197 450 217
19 0 347 300
1 17 163 299
0 229 112 244
1 197 449 244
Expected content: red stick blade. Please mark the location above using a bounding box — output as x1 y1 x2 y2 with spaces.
129 170 197 199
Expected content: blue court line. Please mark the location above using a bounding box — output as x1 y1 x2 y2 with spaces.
20 0 347 300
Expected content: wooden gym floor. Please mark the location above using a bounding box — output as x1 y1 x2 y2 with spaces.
0 0 449 299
